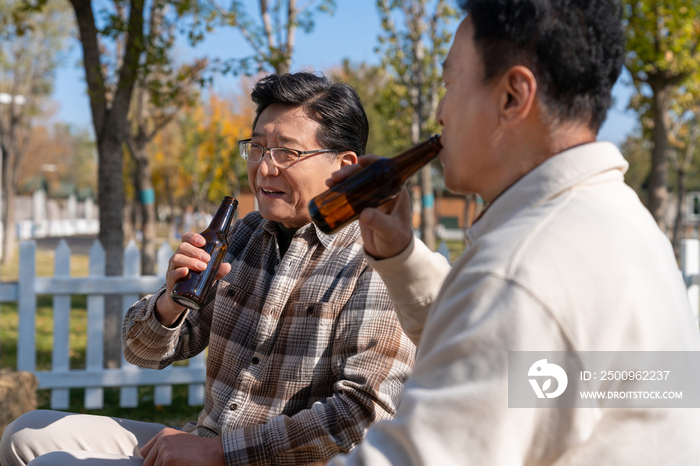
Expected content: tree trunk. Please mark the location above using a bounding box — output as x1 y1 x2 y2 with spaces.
133 145 156 275
672 166 686 259
71 0 144 369
98 136 125 369
648 79 672 233
2 183 16 265
1 133 25 266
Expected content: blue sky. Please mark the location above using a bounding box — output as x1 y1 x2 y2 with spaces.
51 0 638 146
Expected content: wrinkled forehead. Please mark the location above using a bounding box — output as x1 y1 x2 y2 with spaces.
252 104 322 147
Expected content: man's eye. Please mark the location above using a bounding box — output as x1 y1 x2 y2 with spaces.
249 145 264 156
276 149 297 160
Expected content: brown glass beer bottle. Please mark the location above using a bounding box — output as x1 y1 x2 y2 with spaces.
309 135 442 234
171 196 238 311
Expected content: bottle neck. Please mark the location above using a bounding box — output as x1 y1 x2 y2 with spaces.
391 135 443 181
207 197 238 233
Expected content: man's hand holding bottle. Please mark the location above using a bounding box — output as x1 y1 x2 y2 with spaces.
326 154 414 260
155 233 232 327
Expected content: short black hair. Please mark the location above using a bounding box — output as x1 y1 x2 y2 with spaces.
251 72 369 156
458 0 625 132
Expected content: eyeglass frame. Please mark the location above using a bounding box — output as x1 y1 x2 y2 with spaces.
238 138 339 168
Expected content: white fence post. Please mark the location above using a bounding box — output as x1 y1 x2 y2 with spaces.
188 351 206 406
120 240 140 408
51 240 71 409
17 241 37 373
154 241 174 406
85 240 106 409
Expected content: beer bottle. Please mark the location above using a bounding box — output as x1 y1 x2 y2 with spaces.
171 196 238 311
309 135 442 234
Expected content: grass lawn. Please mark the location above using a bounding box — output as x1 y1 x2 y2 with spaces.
0 245 202 427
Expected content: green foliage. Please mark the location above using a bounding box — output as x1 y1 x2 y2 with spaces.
624 1 700 85
150 92 252 211
621 0 700 227
623 0 700 123
0 0 49 38
0 0 71 113
374 0 458 149
331 60 395 157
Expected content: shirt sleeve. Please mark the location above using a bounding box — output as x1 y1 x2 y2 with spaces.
220 266 417 466
122 281 218 369
326 272 572 466
365 237 451 346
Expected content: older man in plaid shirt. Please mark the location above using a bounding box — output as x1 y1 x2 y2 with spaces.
0 72 415 466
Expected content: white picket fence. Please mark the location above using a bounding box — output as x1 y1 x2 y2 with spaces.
2 237 700 412
0 239 206 410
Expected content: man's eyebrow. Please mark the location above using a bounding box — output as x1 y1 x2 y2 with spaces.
251 131 265 138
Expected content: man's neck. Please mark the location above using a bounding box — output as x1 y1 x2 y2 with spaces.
480 122 596 203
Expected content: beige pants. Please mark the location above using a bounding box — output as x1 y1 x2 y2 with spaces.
0 410 168 466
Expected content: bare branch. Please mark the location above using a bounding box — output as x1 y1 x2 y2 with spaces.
210 2 267 57
146 112 177 141
260 0 277 50
286 0 297 65
111 0 145 138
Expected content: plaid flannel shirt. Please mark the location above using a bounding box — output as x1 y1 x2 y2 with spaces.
123 212 416 466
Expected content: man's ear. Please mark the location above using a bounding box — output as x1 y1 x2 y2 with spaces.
339 151 358 167
497 65 537 127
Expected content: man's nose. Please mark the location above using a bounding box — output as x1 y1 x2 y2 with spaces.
259 151 279 176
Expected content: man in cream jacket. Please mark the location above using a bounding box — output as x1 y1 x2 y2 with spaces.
326 0 700 465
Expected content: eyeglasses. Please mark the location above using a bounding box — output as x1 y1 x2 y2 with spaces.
238 139 337 168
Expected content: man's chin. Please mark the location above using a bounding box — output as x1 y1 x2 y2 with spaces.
258 204 291 224
443 177 467 196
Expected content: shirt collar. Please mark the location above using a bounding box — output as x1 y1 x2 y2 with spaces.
260 217 357 250
467 141 628 244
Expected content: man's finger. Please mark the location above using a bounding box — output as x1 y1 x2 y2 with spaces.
172 254 208 272
140 431 158 460
216 263 232 279
182 232 205 247
175 242 211 262
168 268 190 284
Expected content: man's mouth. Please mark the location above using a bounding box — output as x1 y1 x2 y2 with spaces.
261 187 285 197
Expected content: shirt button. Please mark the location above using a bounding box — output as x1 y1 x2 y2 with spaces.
230 403 238 411
252 357 260 365
227 289 235 297
306 306 314 315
